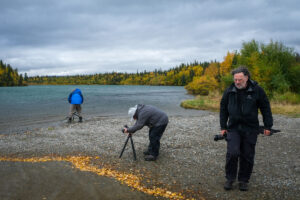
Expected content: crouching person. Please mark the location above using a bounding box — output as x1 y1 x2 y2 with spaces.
123 104 168 161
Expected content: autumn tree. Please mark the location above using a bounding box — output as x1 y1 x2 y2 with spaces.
0 60 25 86
185 75 218 95
220 52 235 76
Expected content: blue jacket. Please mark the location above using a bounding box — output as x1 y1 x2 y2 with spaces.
68 89 84 104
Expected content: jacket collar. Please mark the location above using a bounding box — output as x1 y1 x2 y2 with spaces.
229 80 255 93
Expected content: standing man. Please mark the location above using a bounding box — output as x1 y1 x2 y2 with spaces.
123 104 169 161
68 88 84 123
220 66 273 191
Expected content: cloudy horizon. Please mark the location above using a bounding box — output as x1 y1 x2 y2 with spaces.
1 0 299 76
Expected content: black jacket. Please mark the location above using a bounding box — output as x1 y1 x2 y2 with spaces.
220 80 273 132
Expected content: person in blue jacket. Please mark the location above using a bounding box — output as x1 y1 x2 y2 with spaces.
68 88 84 122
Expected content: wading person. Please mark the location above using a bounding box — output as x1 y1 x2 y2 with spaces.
123 104 169 161
220 66 273 191
68 88 84 123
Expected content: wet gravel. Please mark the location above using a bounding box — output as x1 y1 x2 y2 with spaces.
0 113 299 200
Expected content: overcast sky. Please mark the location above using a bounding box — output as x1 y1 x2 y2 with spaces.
1 0 299 76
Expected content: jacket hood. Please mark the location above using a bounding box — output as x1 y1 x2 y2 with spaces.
73 88 81 94
249 79 258 86
134 104 145 118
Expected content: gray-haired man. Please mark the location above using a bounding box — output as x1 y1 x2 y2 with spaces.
220 66 273 191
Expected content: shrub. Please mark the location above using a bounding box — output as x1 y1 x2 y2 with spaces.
220 74 233 92
272 92 300 104
185 75 218 95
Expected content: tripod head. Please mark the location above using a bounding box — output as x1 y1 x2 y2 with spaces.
122 125 129 133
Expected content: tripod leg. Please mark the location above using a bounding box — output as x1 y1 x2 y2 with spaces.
74 112 79 118
119 135 130 158
130 135 137 160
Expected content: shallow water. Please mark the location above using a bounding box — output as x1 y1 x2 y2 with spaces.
0 161 162 200
0 85 203 133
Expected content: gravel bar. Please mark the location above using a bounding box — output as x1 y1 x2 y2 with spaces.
0 113 299 200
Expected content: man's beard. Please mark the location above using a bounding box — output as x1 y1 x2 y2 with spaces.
235 83 246 89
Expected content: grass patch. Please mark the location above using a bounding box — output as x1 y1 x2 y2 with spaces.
271 103 300 118
272 92 300 104
181 92 300 117
180 92 221 112
48 126 55 131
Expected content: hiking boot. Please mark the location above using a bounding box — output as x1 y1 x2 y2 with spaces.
239 182 248 191
143 150 150 155
144 155 156 161
224 180 234 190
79 117 82 123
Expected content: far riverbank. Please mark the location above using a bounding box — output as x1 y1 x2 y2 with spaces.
181 92 300 117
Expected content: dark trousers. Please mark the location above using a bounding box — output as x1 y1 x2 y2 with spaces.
225 130 258 183
148 124 168 157
69 104 82 118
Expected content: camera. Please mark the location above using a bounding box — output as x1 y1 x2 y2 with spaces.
214 133 227 141
122 125 129 133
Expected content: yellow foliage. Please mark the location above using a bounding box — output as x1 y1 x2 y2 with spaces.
0 156 187 199
191 65 203 76
185 75 219 95
220 52 234 76
204 62 219 78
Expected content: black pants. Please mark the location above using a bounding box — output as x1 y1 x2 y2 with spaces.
147 124 168 157
225 130 258 183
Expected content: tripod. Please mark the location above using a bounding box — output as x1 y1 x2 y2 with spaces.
66 111 82 123
71 112 80 121
119 133 137 160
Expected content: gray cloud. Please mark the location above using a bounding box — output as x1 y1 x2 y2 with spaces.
0 0 299 76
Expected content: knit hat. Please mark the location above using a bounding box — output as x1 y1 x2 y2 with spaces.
128 105 137 121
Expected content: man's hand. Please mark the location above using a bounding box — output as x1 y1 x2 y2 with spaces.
221 130 227 135
264 129 271 136
123 128 128 134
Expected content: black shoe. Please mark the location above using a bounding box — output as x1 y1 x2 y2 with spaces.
239 182 248 191
79 117 82 122
144 155 156 161
143 150 150 155
224 180 234 190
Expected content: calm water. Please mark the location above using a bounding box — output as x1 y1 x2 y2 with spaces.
0 85 203 134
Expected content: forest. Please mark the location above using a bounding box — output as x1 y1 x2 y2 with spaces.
2 40 300 101
0 60 26 86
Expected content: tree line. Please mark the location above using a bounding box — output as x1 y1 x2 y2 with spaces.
26 61 209 86
0 60 26 86
2 40 300 99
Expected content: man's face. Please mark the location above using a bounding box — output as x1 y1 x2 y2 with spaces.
234 72 248 89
